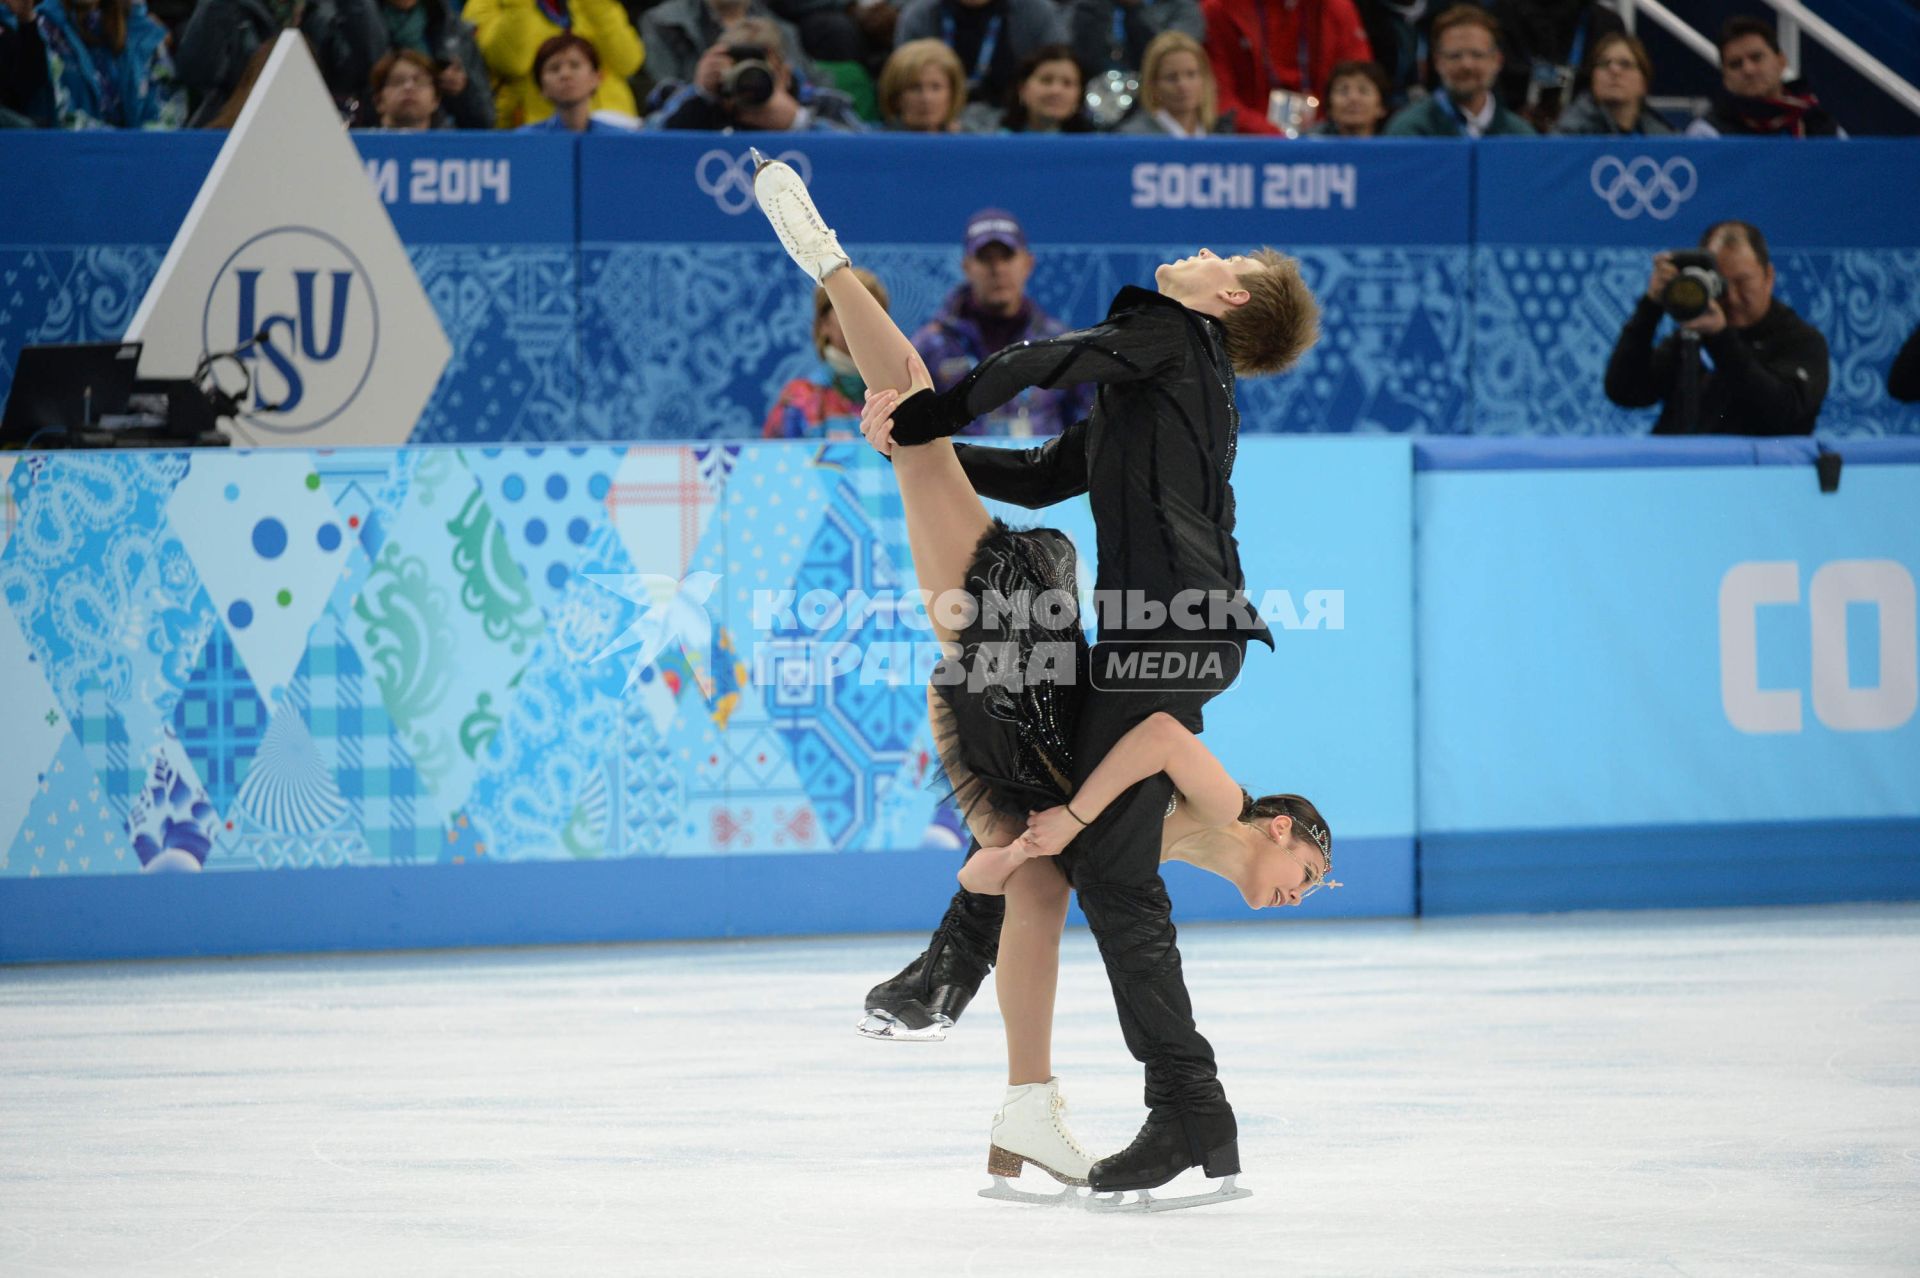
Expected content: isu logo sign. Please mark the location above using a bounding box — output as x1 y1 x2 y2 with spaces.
200 227 379 434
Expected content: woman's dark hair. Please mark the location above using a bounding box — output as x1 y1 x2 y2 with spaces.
1327 59 1392 106
1583 31 1654 88
533 32 600 82
370 49 439 100
1239 790 1332 866
1001 43 1095 133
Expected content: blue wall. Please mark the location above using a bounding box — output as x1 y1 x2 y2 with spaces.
3 437 1915 962
1414 442 1920 912
2 134 1917 443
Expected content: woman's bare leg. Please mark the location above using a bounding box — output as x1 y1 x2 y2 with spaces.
999 858 1070 1084
822 268 987 646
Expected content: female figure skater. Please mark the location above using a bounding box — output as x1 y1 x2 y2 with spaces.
752 153 1330 1206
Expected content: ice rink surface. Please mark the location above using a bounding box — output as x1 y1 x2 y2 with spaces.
3 904 1918 1277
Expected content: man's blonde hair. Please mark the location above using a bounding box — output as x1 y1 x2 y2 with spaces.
1220 249 1319 378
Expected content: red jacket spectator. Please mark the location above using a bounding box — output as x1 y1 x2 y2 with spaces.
1201 0 1371 134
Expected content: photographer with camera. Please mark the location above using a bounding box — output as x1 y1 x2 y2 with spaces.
649 15 862 129
1605 220 1829 436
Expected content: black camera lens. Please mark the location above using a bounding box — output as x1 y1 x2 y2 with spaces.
721 58 776 107
1659 251 1725 323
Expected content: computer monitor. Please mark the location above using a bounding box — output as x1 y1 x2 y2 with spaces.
2 342 144 446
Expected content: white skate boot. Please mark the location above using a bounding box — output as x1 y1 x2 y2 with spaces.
978 1078 1096 1205
750 149 850 284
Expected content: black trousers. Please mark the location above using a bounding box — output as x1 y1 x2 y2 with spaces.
1054 635 1245 1126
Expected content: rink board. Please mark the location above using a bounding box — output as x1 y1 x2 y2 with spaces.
4 134 1919 442
5 441 1918 961
1415 450 1920 914
0 438 1413 961
0 835 1413 961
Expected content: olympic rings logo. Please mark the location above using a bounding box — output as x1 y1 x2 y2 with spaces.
696 148 811 215
1589 156 1698 221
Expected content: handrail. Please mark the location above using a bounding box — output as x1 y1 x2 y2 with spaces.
1764 0 1920 119
1611 0 1721 67
1612 0 1920 121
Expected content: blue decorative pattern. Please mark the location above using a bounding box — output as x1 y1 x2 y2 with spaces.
1 238 1909 438
407 246 578 446
172 625 268 816
1472 247 1920 436
287 611 444 866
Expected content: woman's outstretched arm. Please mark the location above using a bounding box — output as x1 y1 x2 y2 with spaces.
1024 711 1243 855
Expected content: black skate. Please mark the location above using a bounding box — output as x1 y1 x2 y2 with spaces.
857 888 1001 1042
1086 1115 1251 1213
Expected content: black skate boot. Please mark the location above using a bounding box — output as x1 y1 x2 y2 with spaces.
858 887 1003 1042
1086 1112 1251 1212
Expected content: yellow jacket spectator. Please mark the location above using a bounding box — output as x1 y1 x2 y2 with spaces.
464 0 643 127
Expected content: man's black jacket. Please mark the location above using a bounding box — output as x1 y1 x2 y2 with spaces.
1604 296 1830 435
908 285 1275 650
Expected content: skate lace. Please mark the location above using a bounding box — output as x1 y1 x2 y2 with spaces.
773 186 834 249
1050 1092 1093 1162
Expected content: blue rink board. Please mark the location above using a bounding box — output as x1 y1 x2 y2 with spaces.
0 836 1413 963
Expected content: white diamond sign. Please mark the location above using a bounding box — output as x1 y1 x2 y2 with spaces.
125 34 448 446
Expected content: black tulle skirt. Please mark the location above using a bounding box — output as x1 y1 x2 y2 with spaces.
928 520 1089 836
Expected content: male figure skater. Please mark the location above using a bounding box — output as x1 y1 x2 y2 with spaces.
752 152 1320 1198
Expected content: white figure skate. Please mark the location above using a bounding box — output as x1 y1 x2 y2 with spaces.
750 148 850 284
977 1078 1096 1206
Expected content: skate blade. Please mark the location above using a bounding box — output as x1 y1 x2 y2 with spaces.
854 1010 949 1043
978 1175 1089 1207
747 146 772 173
1086 1175 1252 1214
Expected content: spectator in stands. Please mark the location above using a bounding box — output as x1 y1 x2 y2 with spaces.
1116 29 1232 135
1384 4 1533 136
981 42 1096 132
1890 323 1920 405
909 208 1095 438
367 47 442 127
373 0 492 129
764 268 892 440
177 0 384 125
1687 17 1843 139
1605 220 1829 436
0 0 183 127
1351 0 1423 107
893 0 1067 109
1307 57 1388 136
1553 31 1670 136
465 0 643 128
641 0 806 95
1488 0 1621 129
1068 0 1200 94
876 36 966 131
1201 0 1372 135
0 0 50 127
520 31 640 129
650 15 861 129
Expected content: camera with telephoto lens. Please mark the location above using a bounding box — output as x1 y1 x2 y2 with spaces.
1660 250 1725 322
720 44 776 108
